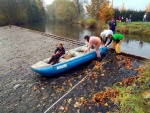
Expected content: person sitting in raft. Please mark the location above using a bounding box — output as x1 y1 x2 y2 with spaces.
84 35 102 60
100 29 113 45
105 33 124 53
48 42 65 65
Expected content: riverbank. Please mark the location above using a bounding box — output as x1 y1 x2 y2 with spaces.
0 25 147 113
102 21 150 37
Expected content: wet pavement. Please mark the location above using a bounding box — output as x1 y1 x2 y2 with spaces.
0 26 146 113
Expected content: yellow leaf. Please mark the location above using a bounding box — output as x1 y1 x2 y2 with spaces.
132 83 136 87
74 102 81 108
101 73 105 76
142 91 150 99
118 82 123 85
104 103 108 106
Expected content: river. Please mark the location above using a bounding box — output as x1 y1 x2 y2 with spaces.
22 22 150 58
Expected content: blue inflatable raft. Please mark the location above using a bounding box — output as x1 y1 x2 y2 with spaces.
31 45 107 77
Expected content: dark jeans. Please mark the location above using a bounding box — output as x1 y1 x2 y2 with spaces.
48 54 62 64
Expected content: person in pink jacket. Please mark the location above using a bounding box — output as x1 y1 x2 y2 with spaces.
84 35 102 59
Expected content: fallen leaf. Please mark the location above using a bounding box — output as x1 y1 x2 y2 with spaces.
104 103 108 106
118 82 123 85
33 85 37 91
101 73 105 76
74 102 81 108
142 91 150 99
65 106 69 112
59 106 64 110
67 98 72 104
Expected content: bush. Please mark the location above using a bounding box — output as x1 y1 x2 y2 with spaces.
85 18 97 28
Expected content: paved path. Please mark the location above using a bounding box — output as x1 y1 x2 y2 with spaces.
0 26 145 113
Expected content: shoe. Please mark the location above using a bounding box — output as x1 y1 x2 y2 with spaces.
116 52 122 55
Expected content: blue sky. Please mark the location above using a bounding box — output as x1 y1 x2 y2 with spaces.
44 0 150 11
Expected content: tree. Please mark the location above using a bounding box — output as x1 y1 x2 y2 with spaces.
0 0 45 25
120 1 126 12
46 0 84 23
146 3 150 12
86 0 108 19
98 1 114 22
72 0 85 20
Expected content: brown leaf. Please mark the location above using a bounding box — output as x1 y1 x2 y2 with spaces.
65 106 69 112
142 91 150 99
33 85 37 91
104 103 108 106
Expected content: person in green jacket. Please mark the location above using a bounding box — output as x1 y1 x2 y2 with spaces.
105 33 124 53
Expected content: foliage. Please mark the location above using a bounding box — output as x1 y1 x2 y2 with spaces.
119 1 126 12
113 60 150 113
114 8 150 22
86 0 108 19
25 0 46 24
46 0 84 23
146 3 150 12
0 0 45 26
85 18 97 28
72 0 85 19
98 1 114 22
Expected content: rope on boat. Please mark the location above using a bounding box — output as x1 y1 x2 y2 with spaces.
44 53 109 113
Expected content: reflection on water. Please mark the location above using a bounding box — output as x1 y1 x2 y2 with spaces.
139 41 144 48
121 38 150 58
22 22 150 58
19 22 46 32
45 22 101 42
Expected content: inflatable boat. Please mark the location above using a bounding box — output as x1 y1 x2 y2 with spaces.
31 45 107 77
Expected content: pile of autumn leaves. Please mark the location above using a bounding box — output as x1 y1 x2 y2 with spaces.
92 55 150 112
92 55 136 105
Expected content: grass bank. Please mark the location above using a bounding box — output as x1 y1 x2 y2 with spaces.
113 59 150 113
116 22 150 36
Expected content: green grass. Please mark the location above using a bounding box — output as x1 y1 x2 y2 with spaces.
113 60 150 113
101 21 150 42
117 22 150 35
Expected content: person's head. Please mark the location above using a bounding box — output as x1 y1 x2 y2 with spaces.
106 30 113 38
111 18 115 22
58 42 63 48
107 34 112 39
84 35 90 42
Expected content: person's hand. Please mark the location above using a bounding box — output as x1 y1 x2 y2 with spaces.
116 39 120 44
84 50 87 53
56 51 60 54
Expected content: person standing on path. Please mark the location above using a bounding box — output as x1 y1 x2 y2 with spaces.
129 14 132 23
142 13 147 22
108 18 117 34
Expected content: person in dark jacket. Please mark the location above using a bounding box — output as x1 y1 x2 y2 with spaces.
108 18 117 34
48 42 65 65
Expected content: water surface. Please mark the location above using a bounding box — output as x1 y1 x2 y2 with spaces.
22 22 150 58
